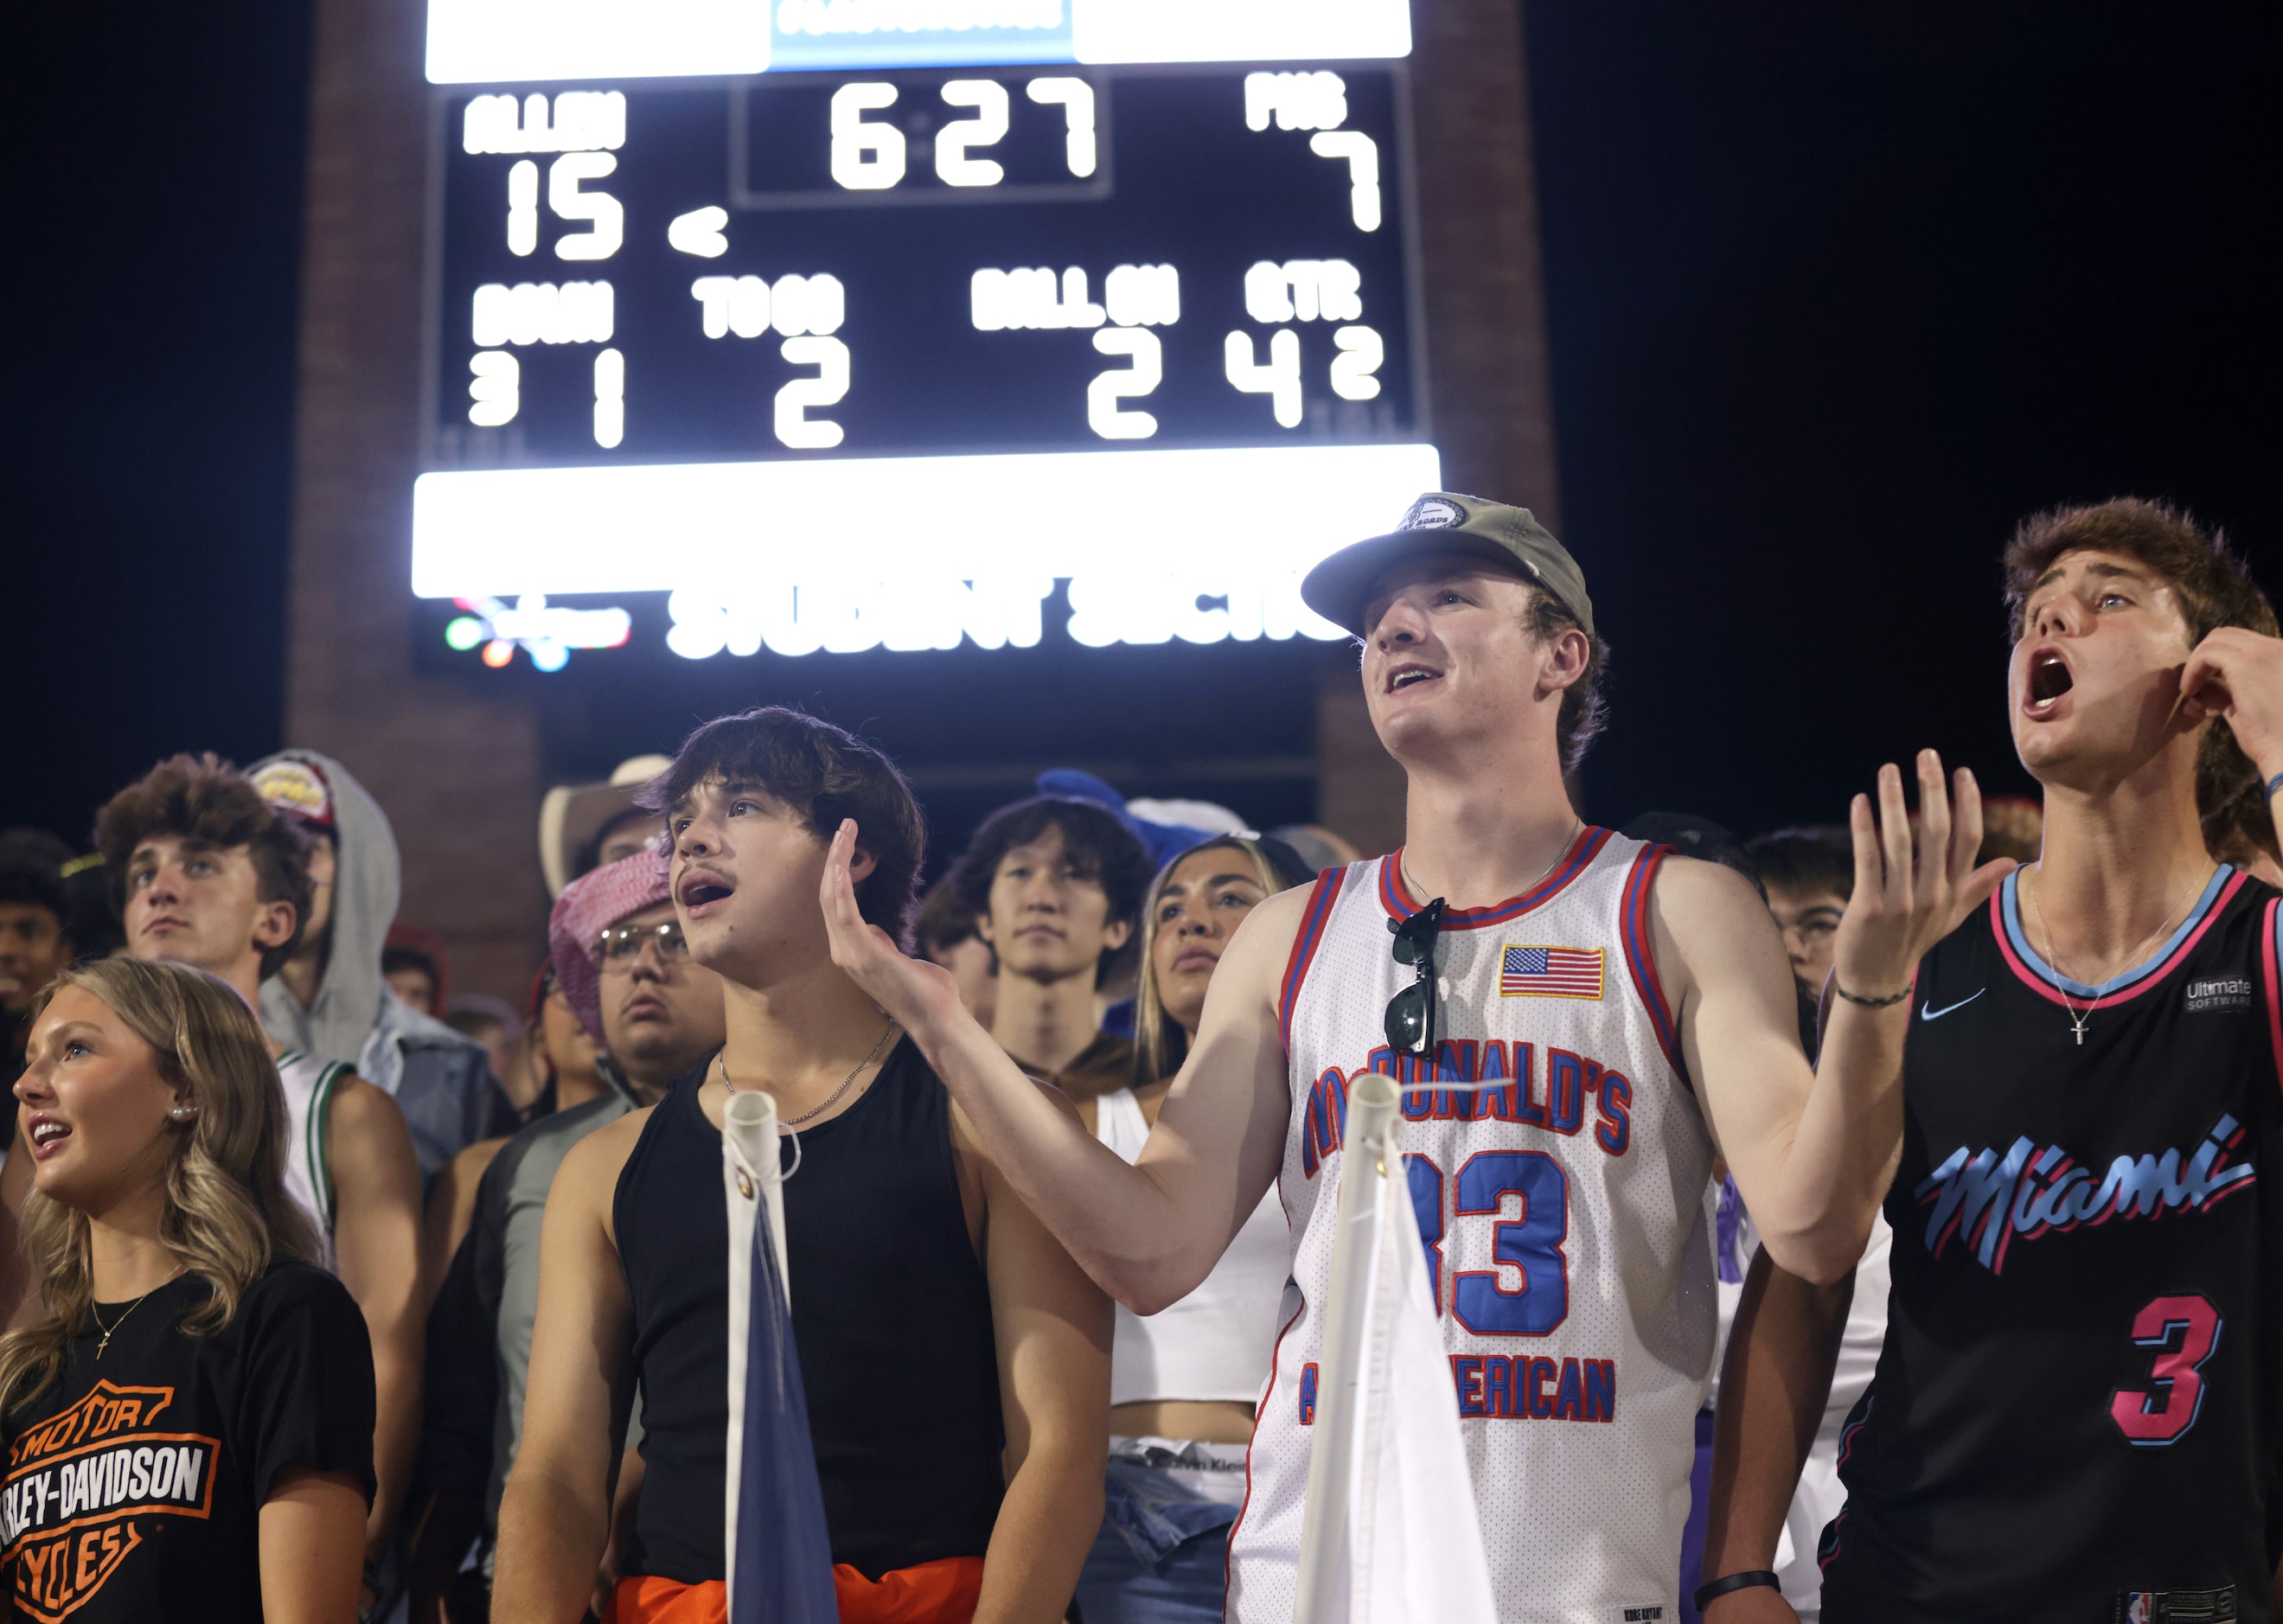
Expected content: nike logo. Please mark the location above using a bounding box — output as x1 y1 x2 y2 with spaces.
1920 989 1986 1020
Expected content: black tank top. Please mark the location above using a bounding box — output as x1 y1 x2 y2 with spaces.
613 1040 1006 1583
1821 868 2282 1622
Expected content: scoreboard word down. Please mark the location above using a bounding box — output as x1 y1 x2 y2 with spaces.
431 62 1420 466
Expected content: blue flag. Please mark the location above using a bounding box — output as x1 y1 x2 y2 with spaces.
729 1204 838 1624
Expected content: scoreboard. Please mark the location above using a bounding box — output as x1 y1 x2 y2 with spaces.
415 2 1438 669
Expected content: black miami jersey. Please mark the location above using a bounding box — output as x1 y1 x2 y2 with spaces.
1820 866 2282 1624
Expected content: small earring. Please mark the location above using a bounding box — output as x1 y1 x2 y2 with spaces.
169 1106 196 1122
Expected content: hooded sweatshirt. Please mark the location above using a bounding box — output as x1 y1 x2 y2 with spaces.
254 749 502 1185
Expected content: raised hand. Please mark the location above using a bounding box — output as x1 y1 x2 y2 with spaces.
2178 625 2283 781
820 819 969 1037
1832 751 2016 1002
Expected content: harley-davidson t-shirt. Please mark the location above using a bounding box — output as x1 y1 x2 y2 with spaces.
0 1262 374 1623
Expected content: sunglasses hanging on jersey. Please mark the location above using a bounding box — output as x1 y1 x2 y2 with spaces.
1385 898 1448 1058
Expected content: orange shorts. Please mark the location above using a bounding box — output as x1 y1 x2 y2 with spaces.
604 1557 985 1624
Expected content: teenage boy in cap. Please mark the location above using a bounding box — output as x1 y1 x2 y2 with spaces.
820 492 2004 1622
500 706 1107 1624
82 752 427 1611
250 751 502 1184
412 851 727 1621
1706 500 2283 1621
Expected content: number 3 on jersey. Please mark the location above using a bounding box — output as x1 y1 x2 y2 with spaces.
2109 1293 2222 1447
1407 1149 1570 1334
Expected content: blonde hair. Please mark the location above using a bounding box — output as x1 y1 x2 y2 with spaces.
0 958 315 1415
1132 836 1311 1089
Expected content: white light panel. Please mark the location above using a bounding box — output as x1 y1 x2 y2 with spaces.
425 0 1406 84
412 444 1440 655
1072 0 1409 66
426 0 771 85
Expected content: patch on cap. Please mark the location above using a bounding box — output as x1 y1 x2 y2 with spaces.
251 760 335 830
1400 496 1467 531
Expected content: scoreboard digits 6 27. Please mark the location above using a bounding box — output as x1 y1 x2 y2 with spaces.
431 65 1418 464
414 4 1439 664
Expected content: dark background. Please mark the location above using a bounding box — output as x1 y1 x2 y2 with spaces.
7 3 2278 859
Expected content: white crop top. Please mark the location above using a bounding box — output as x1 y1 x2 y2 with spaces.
1093 1087 1290 1407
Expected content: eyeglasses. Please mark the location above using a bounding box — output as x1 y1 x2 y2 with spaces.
1384 898 1446 1057
596 920 689 971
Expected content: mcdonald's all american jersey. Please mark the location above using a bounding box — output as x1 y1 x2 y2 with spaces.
1229 829 1717 1624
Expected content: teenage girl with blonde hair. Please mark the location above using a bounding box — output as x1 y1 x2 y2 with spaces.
2 957 374 1624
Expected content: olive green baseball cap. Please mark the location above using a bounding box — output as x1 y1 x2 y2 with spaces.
1300 491 1595 638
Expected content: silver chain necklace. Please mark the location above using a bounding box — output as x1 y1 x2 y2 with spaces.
717 1014 896 1127
2024 864 2207 1045
1401 817 1583 911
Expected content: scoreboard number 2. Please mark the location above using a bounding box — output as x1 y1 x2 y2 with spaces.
438 67 1416 471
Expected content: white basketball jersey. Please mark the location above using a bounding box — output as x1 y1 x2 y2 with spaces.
1228 831 1717 1624
275 1050 345 1272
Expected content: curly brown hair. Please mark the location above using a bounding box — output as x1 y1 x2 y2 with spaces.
93 754 313 981
640 707 927 946
2002 497 2279 866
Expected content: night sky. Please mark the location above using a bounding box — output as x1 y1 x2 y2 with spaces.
7 3 2277 857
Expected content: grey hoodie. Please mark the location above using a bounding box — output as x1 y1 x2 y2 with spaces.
254 749 502 1184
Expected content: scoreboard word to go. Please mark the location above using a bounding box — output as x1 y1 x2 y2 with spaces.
417 0 1440 667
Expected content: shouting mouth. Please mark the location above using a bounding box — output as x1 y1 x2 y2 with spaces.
1386 662 1441 695
678 869 735 917
2024 649 2075 719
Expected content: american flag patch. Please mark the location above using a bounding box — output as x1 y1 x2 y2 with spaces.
1500 944 1604 999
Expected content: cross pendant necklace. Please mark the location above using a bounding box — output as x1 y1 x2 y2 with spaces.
2026 864 2206 1047
90 1267 182 1359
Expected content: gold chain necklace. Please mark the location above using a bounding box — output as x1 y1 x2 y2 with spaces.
2024 864 2208 1045
90 1267 184 1359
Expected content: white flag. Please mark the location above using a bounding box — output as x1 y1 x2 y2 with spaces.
1297 1073 1498 1624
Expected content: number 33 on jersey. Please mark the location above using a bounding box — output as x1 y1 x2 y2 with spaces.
1228 830 1717 1624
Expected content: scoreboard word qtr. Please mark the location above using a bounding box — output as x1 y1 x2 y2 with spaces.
416 3 1441 664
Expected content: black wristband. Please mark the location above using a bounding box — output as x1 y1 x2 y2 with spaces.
1832 980 1909 1008
1694 1570 1782 1611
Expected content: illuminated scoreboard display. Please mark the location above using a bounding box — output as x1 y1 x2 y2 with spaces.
415 2 1438 668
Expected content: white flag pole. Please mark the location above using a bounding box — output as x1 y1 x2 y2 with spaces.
1293 1070 1402 1622
720 1085 786 1621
